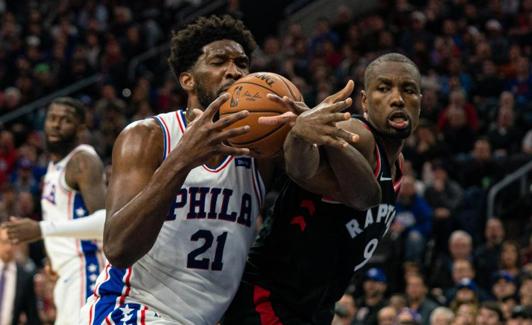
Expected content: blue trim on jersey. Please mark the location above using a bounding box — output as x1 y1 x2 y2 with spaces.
72 192 87 220
178 109 187 127
93 267 128 324
153 116 168 160
109 303 141 324
81 246 100 299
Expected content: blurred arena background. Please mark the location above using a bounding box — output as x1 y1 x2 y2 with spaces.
0 0 530 324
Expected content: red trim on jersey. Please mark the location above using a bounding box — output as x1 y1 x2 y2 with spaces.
159 117 172 157
202 156 234 173
118 267 133 305
253 285 284 325
176 110 186 133
374 144 382 177
393 155 404 193
140 306 147 325
105 318 112 325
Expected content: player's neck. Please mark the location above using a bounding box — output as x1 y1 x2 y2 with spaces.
381 138 403 165
49 143 78 163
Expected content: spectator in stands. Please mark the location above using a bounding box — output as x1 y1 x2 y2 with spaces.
507 305 532 325
476 301 505 325
487 105 523 157
441 104 476 156
0 130 17 186
500 295 519 321
475 218 506 290
377 306 397 325
397 307 423 325
491 271 518 302
405 273 439 325
430 307 454 325
332 293 357 325
498 240 523 278
355 268 389 325
430 231 474 290
393 175 433 264
520 274 532 308
453 303 478 325
457 137 500 189
424 160 463 221
506 56 532 106
445 260 489 303
405 121 450 174
449 278 480 312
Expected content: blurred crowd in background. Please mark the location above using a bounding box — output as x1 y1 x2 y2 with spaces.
0 0 531 324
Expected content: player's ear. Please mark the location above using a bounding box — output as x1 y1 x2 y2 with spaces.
179 72 194 92
361 90 368 116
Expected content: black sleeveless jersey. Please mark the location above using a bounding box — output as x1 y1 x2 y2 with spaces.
242 118 402 322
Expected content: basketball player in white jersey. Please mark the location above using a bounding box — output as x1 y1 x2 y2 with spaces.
3 97 107 324
80 15 362 325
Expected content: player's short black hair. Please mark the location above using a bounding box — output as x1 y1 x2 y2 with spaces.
49 97 86 123
364 52 421 90
168 15 257 79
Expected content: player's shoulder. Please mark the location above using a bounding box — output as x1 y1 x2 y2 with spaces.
68 146 103 171
113 117 164 164
337 117 376 156
117 117 163 145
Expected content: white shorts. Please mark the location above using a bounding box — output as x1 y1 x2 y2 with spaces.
53 255 102 325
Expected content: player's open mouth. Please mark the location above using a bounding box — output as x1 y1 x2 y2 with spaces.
47 135 61 142
388 111 410 129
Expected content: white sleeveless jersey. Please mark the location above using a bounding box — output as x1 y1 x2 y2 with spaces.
40 145 105 302
87 111 265 325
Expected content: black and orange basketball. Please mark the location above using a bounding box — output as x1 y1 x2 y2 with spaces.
219 72 303 158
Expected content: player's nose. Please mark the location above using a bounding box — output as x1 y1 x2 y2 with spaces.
390 88 405 108
225 62 243 80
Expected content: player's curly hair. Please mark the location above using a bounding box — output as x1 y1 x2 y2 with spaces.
168 15 257 79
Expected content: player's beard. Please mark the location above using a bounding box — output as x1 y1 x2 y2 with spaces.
45 135 76 157
195 80 218 110
378 123 412 139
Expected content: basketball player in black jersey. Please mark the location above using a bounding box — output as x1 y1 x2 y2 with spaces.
222 53 422 325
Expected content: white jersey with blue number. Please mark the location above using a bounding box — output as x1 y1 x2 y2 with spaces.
41 145 105 323
84 110 265 325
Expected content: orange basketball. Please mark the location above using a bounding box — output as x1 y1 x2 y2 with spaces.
219 72 303 158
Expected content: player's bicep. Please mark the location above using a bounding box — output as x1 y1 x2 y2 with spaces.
69 151 106 213
106 121 163 218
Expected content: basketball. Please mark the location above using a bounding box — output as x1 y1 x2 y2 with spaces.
219 72 303 158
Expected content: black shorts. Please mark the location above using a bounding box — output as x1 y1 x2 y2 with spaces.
222 281 332 325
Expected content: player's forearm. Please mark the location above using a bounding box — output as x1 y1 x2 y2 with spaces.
325 145 381 210
283 131 320 181
104 159 192 268
40 209 105 240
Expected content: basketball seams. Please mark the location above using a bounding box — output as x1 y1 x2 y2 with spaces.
278 76 297 100
227 81 283 98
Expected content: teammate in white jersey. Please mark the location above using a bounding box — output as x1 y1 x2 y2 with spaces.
3 97 107 325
